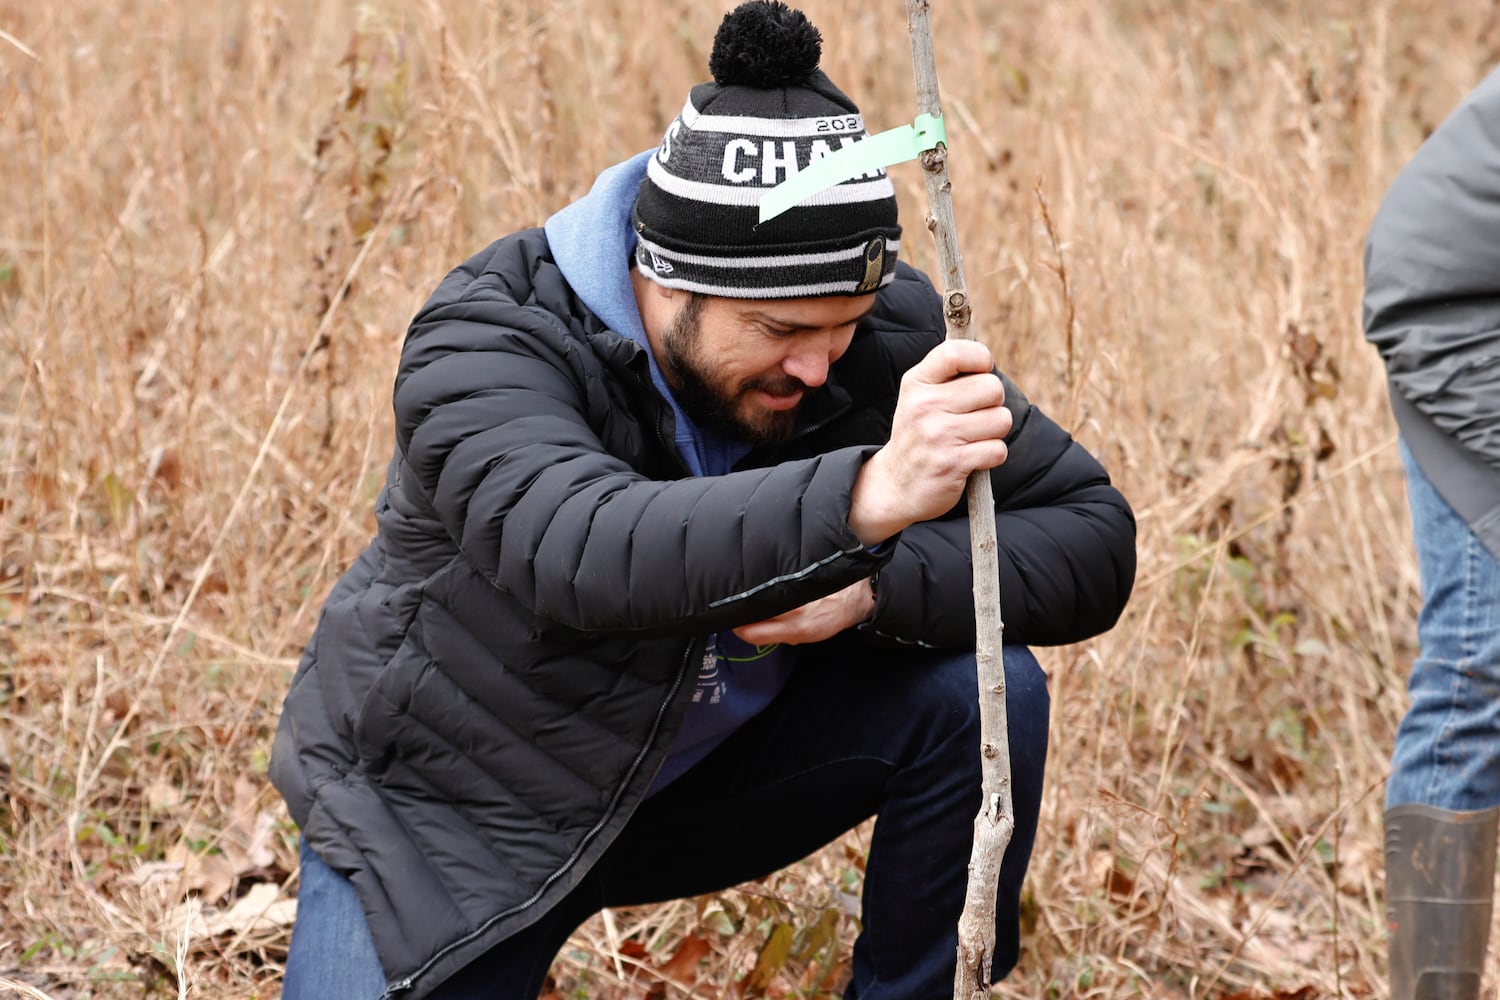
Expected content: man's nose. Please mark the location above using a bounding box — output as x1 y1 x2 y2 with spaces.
782 338 835 387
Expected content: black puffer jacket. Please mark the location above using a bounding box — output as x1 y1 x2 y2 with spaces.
270 228 1136 998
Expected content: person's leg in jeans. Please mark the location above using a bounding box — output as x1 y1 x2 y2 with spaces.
285 642 1050 1000
283 839 386 1000
1384 439 1500 1000
1387 441 1500 812
545 640 1047 999
283 839 606 1000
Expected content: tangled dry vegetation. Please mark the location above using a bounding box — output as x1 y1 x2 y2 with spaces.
3 1 1496 997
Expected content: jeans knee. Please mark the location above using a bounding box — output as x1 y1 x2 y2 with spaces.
907 647 1050 786
1002 646 1050 780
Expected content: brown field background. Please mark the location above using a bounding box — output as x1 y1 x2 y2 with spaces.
2 0 1495 997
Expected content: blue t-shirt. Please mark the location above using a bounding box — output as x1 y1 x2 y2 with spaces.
544 153 796 793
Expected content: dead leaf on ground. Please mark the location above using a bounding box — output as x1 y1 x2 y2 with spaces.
173 880 297 941
218 777 279 873
657 932 711 983
1223 987 1317 1000
170 842 238 904
740 921 793 996
144 778 183 811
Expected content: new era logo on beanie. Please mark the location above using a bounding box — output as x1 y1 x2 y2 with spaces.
632 1 902 299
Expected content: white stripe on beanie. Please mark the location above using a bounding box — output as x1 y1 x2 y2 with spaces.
632 261 897 299
636 234 902 269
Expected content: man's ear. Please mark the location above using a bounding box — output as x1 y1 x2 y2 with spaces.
630 267 680 304
630 268 683 339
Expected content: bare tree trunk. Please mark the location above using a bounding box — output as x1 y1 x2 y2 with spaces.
902 3 1015 998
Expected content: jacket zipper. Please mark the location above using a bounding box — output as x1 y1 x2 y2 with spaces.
642 371 694 477
381 641 699 998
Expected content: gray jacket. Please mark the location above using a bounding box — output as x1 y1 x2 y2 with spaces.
1364 67 1500 559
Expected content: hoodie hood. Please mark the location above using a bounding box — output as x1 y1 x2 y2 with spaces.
544 151 750 476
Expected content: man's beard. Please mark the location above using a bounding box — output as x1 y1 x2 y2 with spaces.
660 295 806 447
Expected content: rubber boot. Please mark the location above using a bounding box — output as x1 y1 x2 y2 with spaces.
1385 804 1500 1000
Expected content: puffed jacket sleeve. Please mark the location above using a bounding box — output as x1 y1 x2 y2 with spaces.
854 267 1136 649
861 376 1136 648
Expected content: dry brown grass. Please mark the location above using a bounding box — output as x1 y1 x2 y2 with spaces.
3 0 1495 997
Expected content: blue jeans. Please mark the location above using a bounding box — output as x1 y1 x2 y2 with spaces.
282 643 1050 1000
1386 441 1500 811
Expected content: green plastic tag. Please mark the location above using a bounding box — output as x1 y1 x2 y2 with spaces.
757 113 946 224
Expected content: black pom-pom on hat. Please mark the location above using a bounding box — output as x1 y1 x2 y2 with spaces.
709 1 823 88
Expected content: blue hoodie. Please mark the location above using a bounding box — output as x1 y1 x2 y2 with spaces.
545 153 795 793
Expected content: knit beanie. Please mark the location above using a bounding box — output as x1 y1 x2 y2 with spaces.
631 1 902 299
